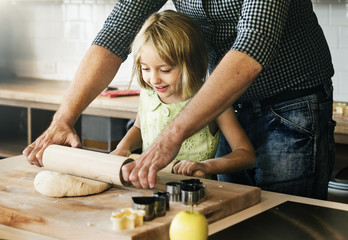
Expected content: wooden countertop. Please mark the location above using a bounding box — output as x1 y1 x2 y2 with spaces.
0 77 139 119
333 113 348 144
1 155 347 239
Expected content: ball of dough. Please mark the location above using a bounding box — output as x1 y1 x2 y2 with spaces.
34 170 111 197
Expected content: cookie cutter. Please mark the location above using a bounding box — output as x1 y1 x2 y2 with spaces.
180 178 203 186
132 197 154 221
132 196 166 221
181 183 206 205
166 182 182 202
166 179 206 205
153 196 166 217
180 178 206 205
153 191 170 210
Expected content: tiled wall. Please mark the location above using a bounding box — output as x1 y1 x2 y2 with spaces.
0 0 347 100
0 0 121 84
0 0 174 88
313 0 348 102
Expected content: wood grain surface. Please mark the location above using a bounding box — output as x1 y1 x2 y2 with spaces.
0 165 260 240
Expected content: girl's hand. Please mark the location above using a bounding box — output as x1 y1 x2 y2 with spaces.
173 160 207 178
110 148 131 157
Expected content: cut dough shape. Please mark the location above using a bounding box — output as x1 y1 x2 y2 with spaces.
110 208 145 231
34 170 111 197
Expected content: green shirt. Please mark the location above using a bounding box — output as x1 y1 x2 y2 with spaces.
139 89 220 162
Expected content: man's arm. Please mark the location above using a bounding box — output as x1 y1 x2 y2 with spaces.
23 45 123 166
122 50 263 188
173 105 256 177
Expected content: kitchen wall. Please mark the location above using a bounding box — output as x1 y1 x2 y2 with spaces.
0 0 174 88
0 0 121 83
0 0 347 100
313 0 348 102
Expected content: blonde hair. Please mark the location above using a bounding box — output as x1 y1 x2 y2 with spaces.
131 10 208 99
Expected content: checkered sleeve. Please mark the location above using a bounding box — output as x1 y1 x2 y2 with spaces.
92 0 167 62
232 0 290 68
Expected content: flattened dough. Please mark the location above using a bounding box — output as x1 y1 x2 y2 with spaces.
34 170 111 197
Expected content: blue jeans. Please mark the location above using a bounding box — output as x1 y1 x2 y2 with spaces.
216 83 336 200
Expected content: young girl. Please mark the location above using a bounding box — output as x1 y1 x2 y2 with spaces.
112 10 255 178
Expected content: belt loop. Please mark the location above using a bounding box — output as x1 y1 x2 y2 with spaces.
251 101 262 115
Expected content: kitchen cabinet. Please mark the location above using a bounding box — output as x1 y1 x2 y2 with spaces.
0 77 138 158
81 115 129 152
0 105 79 158
0 105 28 157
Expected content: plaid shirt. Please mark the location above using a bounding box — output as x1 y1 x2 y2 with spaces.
93 0 334 102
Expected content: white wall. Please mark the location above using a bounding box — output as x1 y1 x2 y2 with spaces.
0 0 347 99
313 0 348 102
0 0 133 88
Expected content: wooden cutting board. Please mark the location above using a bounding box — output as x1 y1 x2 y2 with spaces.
0 165 260 240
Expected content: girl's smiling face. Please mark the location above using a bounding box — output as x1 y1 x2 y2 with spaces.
140 44 183 104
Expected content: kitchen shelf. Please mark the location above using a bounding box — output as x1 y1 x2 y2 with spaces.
0 105 27 157
0 77 138 158
0 138 27 158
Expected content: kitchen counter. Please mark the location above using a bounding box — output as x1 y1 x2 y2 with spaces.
333 102 348 145
0 77 139 119
1 77 346 140
0 77 139 157
1 155 347 239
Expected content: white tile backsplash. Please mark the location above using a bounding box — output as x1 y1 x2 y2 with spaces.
313 3 330 25
339 72 348 93
63 4 80 21
329 4 348 26
331 49 348 71
79 4 93 21
0 0 122 83
0 0 347 98
336 71 348 101
339 27 348 49
322 26 339 49
313 1 348 102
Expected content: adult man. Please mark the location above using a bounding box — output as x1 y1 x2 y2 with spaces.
24 1 335 199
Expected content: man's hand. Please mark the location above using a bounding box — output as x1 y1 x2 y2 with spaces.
121 132 181 188
23 121 81 167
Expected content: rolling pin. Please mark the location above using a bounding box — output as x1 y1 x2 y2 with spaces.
42 145 134 186
42 145 205 188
